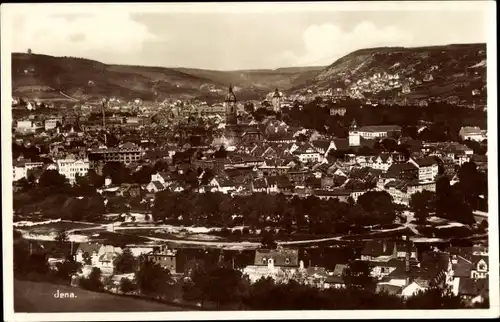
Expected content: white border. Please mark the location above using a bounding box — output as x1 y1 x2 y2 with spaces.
2 2 499 321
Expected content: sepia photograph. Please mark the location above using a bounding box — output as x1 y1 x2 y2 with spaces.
1 1 498 321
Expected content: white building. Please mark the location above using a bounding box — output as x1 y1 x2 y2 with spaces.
56 157 90 183
16 120 37 132
44 118 60 131
357 125 402 139
408 157 440 182
459 126 487 142
12 161 44 181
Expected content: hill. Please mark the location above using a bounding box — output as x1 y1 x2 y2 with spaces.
11 53 324 103
12 43 486 104
292 43 487 105
14 279 190 312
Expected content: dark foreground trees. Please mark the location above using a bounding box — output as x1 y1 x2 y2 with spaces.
242 277 470 310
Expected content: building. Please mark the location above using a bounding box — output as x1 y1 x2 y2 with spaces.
409 157 440 182
241 248 303 284
271 88 282 113
224 85 238 125
348 120 360 147
459 126 486 142
293 143 322 163
142 246 177 273
56 156 90 183
330 107 347 116
197 103 226 116
88 142 142 168
12 160 44 181
44 118 61 131
357 125 402 139
16 120 39 132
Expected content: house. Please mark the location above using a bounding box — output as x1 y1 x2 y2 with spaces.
293 143 322 163
386 163 419 181
369 153 395 172
266 175 294 194
311 140 336 156
142 246 177 273
146 180 165 193
241 248 304 283
323 274 346 289
368 258 408 280
75 243 102 266
470 255 489 279
360 239 417 262
409 157 439 182
208 177 236 194
456 277 489 305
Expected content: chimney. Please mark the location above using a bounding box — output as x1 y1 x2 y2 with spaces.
267 258 274 270
405 240 411 273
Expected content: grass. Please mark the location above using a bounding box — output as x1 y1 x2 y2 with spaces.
88 231 152 244
14 279 191 312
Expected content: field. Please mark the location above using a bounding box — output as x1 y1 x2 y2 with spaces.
14 280 191 312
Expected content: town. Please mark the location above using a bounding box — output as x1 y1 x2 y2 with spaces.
12 78 489 311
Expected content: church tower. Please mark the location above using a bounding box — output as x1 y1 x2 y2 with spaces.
224 84 237 125
349 119 360 147
271 88 282 113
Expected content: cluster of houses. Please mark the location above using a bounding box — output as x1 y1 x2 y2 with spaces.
59 238 488 306
241 240 489 306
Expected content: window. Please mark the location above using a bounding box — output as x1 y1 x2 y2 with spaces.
285 258 290 265
262 257 267 264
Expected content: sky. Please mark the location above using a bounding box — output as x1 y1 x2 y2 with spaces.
6 2 491 71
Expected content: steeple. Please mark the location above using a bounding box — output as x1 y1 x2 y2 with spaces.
225 84 237 103
224 84 237 125
350 119 358 130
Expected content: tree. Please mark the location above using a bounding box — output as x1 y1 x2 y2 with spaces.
55 231 69 245
436 175 452 218
357 191 396 226
135 257 173 298
410 190 436 224
55 258 82 283
102 162 131 185
82 252 92 265
342 260 375 291
120 277 137 294
405 287 464 309
260 230 277 249
80 267 103 291
38 170 68 189
205 268 249 309
114 248 137 274
84 195 106 222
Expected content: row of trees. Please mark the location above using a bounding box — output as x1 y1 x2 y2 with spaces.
152 190 398 234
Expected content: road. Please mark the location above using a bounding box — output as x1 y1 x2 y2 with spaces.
22 212 426 248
